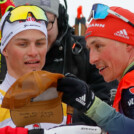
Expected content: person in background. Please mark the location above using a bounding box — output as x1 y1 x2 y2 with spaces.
57 3 134 134
14 0 118 126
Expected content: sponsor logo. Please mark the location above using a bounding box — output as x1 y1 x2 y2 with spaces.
23 24 40 28
128 98 134 106
87 23 105 28
53 58 63 62
129 87 134 94
114 29 129 39
19 16 41 23
76 94 86 106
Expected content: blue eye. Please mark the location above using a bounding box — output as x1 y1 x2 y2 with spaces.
18 43 27 47
36 43 42 45
36 41 46 46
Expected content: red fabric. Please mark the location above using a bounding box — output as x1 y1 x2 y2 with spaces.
85 6 134 47
77 6 83 19
0 0 15 16
0 126 28 134
113 70 134 111
129 87 134 94
66 114 72 124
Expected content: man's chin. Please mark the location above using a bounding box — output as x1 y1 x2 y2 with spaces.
104 76 113 83
26 68 41 73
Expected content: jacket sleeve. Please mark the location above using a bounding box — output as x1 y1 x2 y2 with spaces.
0 126 28 134
85 97 134 134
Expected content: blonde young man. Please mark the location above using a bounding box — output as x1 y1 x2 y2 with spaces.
0 5 67 129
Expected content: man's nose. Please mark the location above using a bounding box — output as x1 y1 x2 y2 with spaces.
28 45 38 57
89 50 99 65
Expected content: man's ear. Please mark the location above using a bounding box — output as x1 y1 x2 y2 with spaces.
126 44 134 52
2 48 8 57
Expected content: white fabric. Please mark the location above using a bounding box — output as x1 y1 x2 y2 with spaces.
44 125 102 134
0 72 16 93
0 11 47 54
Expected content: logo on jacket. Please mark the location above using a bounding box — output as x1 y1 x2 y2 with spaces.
129 87 134 94
128 98 134 106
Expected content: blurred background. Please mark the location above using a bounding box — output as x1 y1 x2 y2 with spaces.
60 0 134 26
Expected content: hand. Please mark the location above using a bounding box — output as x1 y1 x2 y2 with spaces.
28 129 44 134
57 74 95 113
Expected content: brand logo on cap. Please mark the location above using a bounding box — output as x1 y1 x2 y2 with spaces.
88 23 105 28
40 0 51 7
114 29 129 39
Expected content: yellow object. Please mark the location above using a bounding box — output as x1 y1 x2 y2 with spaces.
9 5 48 22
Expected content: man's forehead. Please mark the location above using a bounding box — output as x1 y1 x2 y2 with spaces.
87 37 101 45
87 37 117 45
8 30 46 43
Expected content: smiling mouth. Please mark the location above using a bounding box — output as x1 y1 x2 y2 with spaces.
25 61 40 64
98 65 108 73
99 67 105 71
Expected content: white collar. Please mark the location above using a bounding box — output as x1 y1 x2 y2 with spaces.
0 72 16 92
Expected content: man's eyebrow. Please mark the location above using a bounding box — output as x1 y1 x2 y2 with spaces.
37 38 46 41
15 38 28 41
90 40 97 45
14 38 46 41
86 39 98 48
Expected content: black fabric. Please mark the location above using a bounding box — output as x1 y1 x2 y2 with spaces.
121 87 134 119
0 54 7 84
28 129 44 134
58 4 68 36
57 76 95 112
